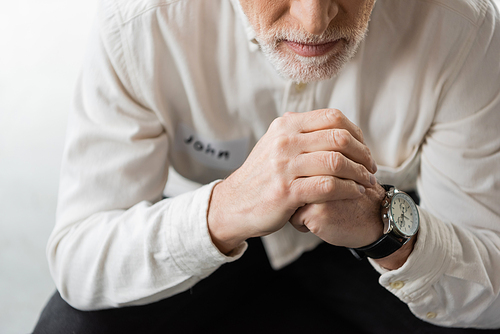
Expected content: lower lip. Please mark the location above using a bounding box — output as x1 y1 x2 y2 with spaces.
283 40 340 57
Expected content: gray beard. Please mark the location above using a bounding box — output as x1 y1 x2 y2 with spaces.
257 28 368 83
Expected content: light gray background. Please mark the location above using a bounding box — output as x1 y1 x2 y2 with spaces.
1 1 499 333
0 1 98 333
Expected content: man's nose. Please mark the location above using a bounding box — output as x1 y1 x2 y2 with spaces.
290 0 339 35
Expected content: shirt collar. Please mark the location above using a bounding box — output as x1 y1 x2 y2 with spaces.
229 0 260 52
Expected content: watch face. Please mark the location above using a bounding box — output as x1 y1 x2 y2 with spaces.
389 193 419 237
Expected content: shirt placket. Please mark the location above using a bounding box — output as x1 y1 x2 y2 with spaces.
280 81 317 115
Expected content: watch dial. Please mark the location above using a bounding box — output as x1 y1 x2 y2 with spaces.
390 193 419 237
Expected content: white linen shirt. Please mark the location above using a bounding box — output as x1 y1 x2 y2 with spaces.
48 0 500 328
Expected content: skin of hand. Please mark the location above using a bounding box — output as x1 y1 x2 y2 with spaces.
290 184 418 270
207 109 378 254
290 184 386 248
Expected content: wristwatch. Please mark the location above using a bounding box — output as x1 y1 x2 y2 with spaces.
351 185 420 259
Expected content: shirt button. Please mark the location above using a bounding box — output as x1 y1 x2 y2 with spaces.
389 281 405 289
295 82 307 92
426 312 437 319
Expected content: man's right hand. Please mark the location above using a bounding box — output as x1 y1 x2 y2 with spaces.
207 109 378 254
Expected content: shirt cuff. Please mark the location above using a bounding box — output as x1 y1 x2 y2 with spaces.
368 207 453 304
164 180 247 278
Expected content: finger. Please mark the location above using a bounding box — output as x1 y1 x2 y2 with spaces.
289 205 314 233
298 129 377 173
290 176 365 205
285 109 365 144
289 217 311 233
292 151 376 188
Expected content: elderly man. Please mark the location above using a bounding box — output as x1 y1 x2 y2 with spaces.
34 0 500 333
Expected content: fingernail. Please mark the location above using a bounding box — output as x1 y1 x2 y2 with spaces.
359 185 366 194
371 160 378 173
369 174 377 186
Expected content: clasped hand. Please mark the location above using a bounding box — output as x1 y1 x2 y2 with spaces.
208 109 383 254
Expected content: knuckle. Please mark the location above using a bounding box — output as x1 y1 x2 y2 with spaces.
323 108 343 125
272 134 289 151
332 129 350 149
269 134 296 160
268 154 288 175
274 179 290 198
327 152 345 173
269 116 288 132
318 176 336 194
271 177 291 203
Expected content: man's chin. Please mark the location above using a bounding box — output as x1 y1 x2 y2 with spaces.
271 53 349 83
282 67 338 83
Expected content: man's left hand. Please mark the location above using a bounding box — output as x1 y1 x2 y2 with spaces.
289 184 386 248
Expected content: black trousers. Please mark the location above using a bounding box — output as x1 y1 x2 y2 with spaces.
33 237 498 334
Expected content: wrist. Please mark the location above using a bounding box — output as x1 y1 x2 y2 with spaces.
207 181 249 255
373 232 417 270
351 185 420 264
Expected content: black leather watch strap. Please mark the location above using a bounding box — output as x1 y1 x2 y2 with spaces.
353 233 404 259
381 183 392 192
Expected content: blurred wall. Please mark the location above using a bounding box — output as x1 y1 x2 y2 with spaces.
0 1 98 333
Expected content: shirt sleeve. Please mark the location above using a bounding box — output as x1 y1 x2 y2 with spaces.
46 2 245 311
370 3 500 328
